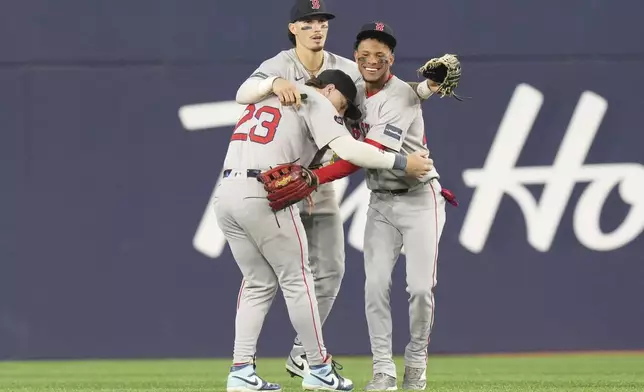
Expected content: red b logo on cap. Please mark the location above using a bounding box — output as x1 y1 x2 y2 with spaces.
375 22 385 31
311 0 320 9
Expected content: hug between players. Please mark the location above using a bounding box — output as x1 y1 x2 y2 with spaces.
216 0 462 390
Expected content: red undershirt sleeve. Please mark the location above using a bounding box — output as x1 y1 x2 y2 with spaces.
313 159 361 185
313 139 390 184
364 138 386 150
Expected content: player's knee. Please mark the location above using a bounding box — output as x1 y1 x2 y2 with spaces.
249 280 279 297
406 282 434 300
365 273 391 295
317 268 345 299
266 281 279 294
276 272 310 299
313 252 345 295
327 257 345 286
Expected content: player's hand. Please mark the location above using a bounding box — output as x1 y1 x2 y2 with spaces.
405 150 433 179
427 80 441 94
273 78 303 108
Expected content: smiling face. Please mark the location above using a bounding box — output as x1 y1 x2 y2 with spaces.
289 18 329 52
354 38 394 83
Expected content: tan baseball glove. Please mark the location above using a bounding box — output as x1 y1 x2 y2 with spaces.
417 54 463 100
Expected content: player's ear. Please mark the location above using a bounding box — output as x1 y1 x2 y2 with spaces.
388 53 395 66
354 50 359 63
288 23 297 35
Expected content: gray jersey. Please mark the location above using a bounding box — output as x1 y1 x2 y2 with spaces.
248 49 362 92
245 49 361 213
222 85 349 170
355 76 439 191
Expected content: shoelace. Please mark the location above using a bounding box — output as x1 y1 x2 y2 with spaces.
405 367 424 379
373 373 391 382
329 359 345 381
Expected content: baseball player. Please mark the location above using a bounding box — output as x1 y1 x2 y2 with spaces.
234 0 440 378
215 69 432 392
348 23 460 391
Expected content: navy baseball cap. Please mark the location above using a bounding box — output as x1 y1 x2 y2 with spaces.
316 69 362 120
356 21 397 51
290 0 335 22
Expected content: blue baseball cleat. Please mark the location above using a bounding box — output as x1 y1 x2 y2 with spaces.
227 363 281 392
302 360 353 391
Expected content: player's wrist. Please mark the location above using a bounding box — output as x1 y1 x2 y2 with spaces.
271 77 285 88
416 81 434 100
392 154 407 170
260 76 279 94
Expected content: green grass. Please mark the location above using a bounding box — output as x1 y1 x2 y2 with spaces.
1 353 644 391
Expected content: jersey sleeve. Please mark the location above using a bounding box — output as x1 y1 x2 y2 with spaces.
247 54 288 81
236 53 289 104
313 159 361 184
333 54 363 84
365 95 419 152
345 61 362 84
304 93 351 149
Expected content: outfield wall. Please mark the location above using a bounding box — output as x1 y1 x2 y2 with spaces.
1 0 643 359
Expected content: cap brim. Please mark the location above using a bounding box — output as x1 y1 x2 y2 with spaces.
293 12 335 22
345 103 362 121
356 30 396 49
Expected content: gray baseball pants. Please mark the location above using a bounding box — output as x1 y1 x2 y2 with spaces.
364 180 446 377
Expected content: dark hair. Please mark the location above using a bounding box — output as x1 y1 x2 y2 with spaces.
354 33 395 53
304 76 326 88
288 29 296 46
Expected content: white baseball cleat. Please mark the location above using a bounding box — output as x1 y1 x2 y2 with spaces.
226 363 281 392
364 373 397 391
285 344 310 378
402 366 426 390
302 361 353 391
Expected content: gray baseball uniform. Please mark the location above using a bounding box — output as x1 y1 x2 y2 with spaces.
243 49 361 339
355 76 446 377
214 85 350 366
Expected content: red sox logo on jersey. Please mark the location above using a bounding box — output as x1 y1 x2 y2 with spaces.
358 121 371 135
350 126 362 140
311 0 321 10
375 22 385 31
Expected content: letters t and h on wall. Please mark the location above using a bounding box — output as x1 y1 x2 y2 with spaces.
460 83 644 253
178 83 644 258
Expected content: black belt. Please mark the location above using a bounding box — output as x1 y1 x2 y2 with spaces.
371 188 412 195
371 179 436 195
223 169 261 178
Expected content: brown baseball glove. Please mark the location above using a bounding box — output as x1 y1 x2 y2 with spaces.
258 164 319 212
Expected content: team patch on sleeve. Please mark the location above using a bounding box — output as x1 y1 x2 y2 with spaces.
383 124 402 140
250 72 269 79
